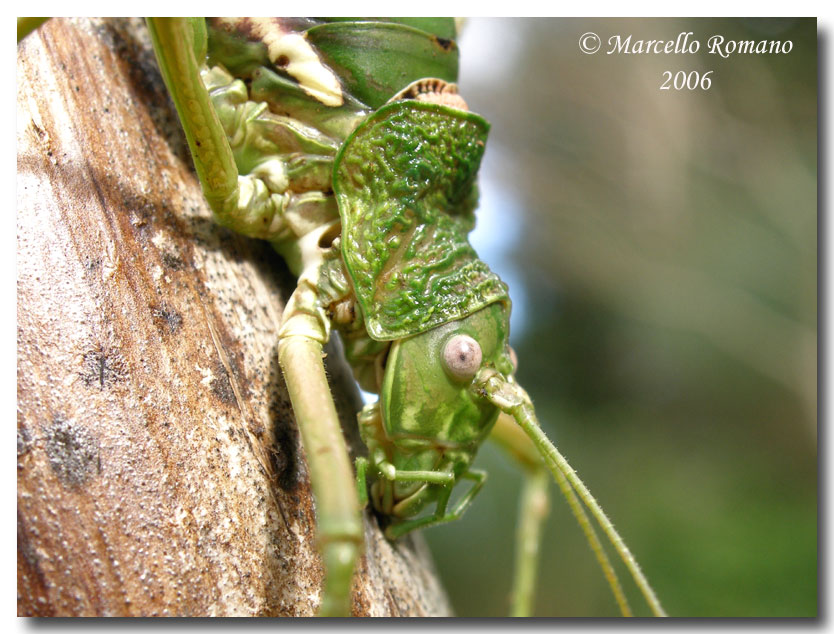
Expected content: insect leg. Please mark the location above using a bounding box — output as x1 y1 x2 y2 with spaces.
147 18 292 240
17 17 50 42
384 469 487 540
146 19 238 207
278 332 363 616
512 468 549 616
278 296 362 615
148 18 362 617
488 413 551 616
355 456 370 508
277 232 364 617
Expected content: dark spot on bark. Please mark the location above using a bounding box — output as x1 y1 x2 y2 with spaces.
84 257 101 273
151 302 183 335
162 251 185 271
268 429 299 494
118 188 168 240
17 424 32 457
31 120 46 139
17 521 40 570
81 347 126 389
43 416 101 487
268 354 300 493
211 361 236 405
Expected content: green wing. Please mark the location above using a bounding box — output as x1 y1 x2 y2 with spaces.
333 100 509 341
206 18 459 118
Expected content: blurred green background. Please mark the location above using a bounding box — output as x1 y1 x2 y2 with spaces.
420 18 816 617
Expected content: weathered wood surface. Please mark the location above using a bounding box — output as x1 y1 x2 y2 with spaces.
17 17 451 617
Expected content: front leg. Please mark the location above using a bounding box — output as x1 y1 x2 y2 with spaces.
384 469 487 540
355 404 487 539
146 19 239 210
277 273 364 617
146 18 289 239
278 329 363 617
359 448 487 540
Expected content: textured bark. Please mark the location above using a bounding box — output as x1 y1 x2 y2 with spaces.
17 17 451 617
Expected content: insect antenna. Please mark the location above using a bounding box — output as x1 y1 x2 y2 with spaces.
479 370 667 617
544 431 633 616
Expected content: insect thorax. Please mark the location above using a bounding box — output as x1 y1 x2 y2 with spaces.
201 18 509 393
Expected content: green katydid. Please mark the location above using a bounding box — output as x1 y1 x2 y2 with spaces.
18 17 666 618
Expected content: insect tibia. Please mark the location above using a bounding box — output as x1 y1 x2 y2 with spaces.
277 331 363 617
318 541 361 616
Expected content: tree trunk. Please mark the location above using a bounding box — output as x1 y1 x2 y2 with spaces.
17 17 451 617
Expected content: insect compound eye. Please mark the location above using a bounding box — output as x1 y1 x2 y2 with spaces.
442 334 483 381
